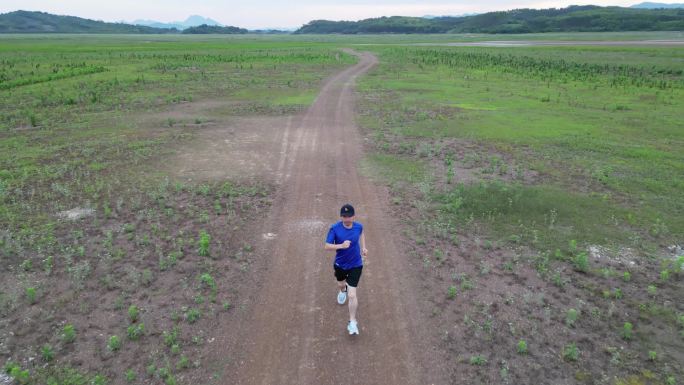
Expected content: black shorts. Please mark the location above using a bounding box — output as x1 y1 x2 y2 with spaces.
333 265 363 287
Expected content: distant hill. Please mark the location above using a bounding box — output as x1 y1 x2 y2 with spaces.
631 2 684 8
296 5 684 34
0 10 177 33
133 15 222 30
182 24 248 34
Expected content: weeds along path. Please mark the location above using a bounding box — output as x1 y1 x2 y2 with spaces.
213 51 446 384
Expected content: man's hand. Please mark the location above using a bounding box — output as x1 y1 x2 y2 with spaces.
362 248 368 257
339 240 351 249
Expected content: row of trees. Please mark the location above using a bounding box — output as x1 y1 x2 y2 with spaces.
296 6 684 34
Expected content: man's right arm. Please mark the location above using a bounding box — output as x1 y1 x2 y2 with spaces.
325 240 350 251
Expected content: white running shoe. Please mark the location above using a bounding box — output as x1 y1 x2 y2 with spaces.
347 320 359 335
337 286 347 305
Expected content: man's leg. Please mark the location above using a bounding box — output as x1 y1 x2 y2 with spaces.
347 286 358 322
337 280 347 292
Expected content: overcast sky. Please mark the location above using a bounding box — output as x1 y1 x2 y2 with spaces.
1 0 646 29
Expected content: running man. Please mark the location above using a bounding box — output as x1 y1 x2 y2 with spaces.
324 203 368 335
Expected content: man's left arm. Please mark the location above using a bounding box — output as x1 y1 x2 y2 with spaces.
360 232 368 257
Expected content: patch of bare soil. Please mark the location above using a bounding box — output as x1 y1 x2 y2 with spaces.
166 115 303 184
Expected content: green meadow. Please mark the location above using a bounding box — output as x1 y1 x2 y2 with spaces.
1 33 683 384
358 44 684 252
0 35 354 231
356 38 683 384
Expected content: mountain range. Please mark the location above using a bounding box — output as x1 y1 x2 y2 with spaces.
630 2 684 8
132 15 222 30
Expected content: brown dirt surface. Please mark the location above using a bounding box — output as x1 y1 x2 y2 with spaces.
195 51 450 385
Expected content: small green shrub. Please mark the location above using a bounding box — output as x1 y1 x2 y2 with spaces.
613 288 623 300
177 355 190 370
622 322 633 340
20 259 32 271
128 305 139 323
573 252 589 273
146 364 156 377
563 343 579 361
660 270 670 282
622 271 631 282
127 323 145 340
648 350 657 361
186 308 200 323
126 369 136 382
92 374 107 385
198 231 210 257
62 324 76 343
25 287 37 304
107 335 121 351
163 327 179 347
517 340 527 354
447 286 457 299
469 355 487 365
6 362 30 385
41 344 54 362
199 273 216 291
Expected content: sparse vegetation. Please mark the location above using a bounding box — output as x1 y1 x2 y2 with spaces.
198 231 211 257
517 340 528 354
566 308 579 328
469 355 487 366
447 286 457 299
622 322 634 340
1 32 683 385
358 38 683 384
185 308 201 323
128 305 139 323
563 343 579 361
61 324 76 343
41 344 54 362
107 335 122 351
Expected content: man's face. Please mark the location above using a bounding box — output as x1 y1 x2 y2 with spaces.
341 215 354 226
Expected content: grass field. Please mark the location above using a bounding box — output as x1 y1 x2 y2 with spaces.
357 40 683 384
1 33 683 385
0 34 354 385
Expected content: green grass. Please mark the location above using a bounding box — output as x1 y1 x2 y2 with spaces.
0 35 355 254
434 181 635 250
0 34 354 385
358 43 684 252
360 153 428 185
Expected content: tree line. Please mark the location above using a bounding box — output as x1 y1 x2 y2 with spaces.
295 6 684 34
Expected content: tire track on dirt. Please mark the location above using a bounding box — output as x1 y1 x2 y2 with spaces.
221 51 447 385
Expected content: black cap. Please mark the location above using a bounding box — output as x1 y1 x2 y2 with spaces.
340 204 355 217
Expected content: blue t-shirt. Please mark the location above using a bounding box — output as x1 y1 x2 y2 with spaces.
326 221 363 269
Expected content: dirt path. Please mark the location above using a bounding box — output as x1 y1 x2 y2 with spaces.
204 51 447 385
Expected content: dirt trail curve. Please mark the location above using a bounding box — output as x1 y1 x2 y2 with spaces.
217 51 447 385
